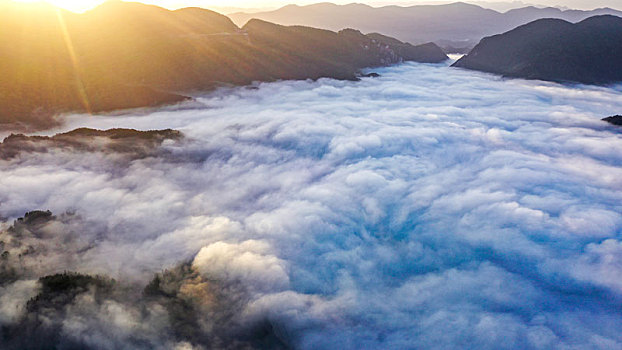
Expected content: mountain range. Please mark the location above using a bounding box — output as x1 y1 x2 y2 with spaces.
3 0 621 129
452 15 622 85
0 0 447 129
229 2 622 52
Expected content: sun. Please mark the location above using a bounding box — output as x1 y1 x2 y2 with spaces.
13 0 105 13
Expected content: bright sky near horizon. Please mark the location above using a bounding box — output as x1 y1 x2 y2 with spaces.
13 0 622 14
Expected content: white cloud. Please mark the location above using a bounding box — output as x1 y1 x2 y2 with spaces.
2 61 622 348
193 240 290 293
0 280 39 324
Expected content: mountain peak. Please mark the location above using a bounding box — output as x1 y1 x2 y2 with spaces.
453 15 622 85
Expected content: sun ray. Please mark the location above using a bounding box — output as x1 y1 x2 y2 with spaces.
55 8 92 114
50 0 104 12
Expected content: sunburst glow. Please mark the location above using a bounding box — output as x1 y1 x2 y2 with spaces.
14 0 104 12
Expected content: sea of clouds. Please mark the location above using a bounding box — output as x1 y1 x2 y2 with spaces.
2 60 622 349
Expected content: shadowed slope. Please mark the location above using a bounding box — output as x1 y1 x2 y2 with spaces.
452 15 622 85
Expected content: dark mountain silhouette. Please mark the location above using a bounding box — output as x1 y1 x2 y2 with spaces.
366 33 448 63
0 0 446 129
603 115 622 126
452 15 622 85
0 128 183 159
229 2 622 52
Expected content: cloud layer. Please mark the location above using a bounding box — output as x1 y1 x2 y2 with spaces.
2 61 622 349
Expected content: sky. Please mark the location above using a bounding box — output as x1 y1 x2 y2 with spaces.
15 0 622 14
2 59 622 348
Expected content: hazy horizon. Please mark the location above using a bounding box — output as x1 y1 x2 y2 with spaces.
124 0 622 12
13 0 622 14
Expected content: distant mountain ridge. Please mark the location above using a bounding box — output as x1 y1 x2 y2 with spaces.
452 15 622 85
229 2 622 51
0 0 447 129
